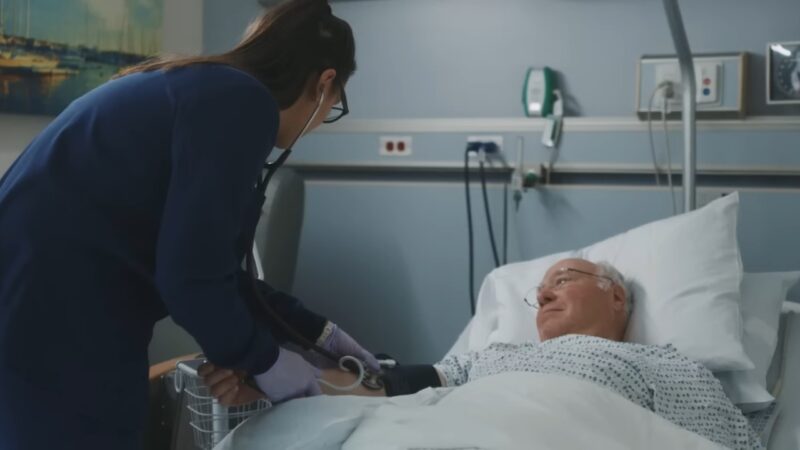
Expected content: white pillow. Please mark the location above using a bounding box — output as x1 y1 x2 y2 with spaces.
716 272 800 412
448 193 752 372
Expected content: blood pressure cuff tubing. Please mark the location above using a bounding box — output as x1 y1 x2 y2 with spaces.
236 270 328 346
381 364 441 396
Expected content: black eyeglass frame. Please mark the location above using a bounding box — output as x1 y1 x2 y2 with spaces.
323 81 349 124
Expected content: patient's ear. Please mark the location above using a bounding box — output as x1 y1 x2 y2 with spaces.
611 284 626 311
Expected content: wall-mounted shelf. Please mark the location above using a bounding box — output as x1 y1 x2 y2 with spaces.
285 161 800 189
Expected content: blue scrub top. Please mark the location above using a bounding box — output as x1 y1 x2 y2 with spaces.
0 64 326 441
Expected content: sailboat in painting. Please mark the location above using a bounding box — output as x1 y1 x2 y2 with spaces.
0 50 59 73
0 0 60 74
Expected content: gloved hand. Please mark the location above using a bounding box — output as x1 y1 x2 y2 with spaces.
253 347 322 403
318 322 380 372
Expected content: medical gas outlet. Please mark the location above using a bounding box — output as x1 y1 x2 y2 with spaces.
637 53 747 119
654 61 721 108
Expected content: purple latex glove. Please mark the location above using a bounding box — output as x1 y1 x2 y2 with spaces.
254 347 321 403
319 322 380 372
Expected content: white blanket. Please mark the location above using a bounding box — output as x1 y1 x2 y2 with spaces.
215 372 727 450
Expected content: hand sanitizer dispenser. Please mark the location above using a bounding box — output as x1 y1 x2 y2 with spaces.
523 67 563 149
523 67 556 117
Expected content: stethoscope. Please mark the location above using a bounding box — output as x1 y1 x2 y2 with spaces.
243 92 385 392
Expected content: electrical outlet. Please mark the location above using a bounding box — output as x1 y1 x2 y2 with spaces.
467 135 503 150
654 62 682 109
466 135 503 158
380 136 412 156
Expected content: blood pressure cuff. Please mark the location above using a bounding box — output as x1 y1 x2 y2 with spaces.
381 364 441 396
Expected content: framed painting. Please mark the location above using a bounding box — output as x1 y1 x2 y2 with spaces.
0 0 163 115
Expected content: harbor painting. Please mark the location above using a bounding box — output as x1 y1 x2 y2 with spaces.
0 0 163 116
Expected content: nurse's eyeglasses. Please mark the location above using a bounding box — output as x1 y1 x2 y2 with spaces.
324 81 349 124
522 267 614 309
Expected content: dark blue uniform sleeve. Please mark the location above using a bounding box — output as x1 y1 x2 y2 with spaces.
236 270 328 345
154 69 282 375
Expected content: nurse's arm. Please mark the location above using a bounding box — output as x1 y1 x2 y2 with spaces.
156 77 281 375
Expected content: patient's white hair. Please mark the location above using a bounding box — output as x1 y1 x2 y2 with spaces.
594 261 633 316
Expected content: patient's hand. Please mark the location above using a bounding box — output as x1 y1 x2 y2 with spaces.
319 368 386 397
198 363 267 407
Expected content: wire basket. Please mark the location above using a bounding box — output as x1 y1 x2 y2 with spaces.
174 359 272 450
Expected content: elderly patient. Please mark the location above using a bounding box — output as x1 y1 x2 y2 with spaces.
203 258 762 450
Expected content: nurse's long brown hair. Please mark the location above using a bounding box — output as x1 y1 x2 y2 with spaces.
116 0 356 108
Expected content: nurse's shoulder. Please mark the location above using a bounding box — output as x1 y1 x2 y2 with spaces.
161 63 279 121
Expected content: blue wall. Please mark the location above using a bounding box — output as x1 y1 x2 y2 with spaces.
205 0 800 362
206 0 800 117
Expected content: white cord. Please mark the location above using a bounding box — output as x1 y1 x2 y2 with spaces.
646 88 663 186
662 98 678 215
316 355 366 392
647 82 679 215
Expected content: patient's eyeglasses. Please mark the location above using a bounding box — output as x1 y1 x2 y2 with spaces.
323 81 349 124
522 267 614 310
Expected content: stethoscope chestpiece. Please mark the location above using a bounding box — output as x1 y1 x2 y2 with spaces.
359 359 397 391
360 369 385 391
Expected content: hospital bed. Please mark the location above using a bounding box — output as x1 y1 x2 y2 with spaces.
146 195 800 449
769 308 800 449
146 301 800 450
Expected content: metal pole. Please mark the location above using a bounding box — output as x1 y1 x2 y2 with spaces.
662 0 696 212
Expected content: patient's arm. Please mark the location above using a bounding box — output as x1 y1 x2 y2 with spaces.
320 365 447 397
318 368 386 396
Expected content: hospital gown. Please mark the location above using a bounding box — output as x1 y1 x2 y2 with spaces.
434 335 762 450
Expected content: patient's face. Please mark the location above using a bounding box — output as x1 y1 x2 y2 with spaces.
536 259 623 341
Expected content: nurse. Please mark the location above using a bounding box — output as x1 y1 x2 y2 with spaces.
0 0 377 448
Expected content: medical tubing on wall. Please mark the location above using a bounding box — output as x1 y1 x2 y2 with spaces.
647 83 678 215
646 88 664 186
479 159 501 268
464 147 477 316
662 98 677 215
502 182 508 265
